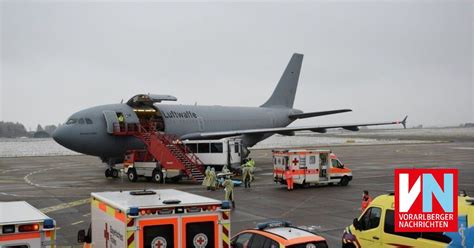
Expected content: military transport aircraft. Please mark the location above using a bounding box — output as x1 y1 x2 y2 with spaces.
53 53 407 174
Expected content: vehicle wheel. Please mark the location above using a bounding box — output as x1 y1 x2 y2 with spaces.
127 168 138 182
105 168 111 178
168 176 181 183
340 176 350 186
152 169 163 183
111 169 119 178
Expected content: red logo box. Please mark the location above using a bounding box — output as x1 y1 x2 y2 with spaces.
394 168 458 232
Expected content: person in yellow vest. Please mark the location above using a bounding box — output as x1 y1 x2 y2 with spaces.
247 158 255 182
209 167 217 191
222 174 235 209
242 163 251 188
116 113 125 132
221 164 230 174
203 166 211 190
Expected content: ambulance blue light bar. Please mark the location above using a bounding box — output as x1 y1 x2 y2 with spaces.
43 219 55 229
257 220 292 230
221 201 231 209
129 207 139 216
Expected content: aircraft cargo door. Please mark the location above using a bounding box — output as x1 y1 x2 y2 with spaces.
103 111 119 134
139 218 178 248
182 215 218 248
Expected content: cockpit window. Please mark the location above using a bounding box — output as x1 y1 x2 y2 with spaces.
85 118 93 124
66 118 77 125
78 118 85 124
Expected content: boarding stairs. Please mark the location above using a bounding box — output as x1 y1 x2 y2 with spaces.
113 122 205 182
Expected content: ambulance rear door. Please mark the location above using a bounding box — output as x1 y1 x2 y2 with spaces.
318 152 329 181
290 154 304 184
305 153 319 183
182 213 220 248
138 217 178 248
273 155 285 180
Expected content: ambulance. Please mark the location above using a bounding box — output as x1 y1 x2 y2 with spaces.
342 193 474 248
78 189 231 248
273 149 352 189
0 201 56 248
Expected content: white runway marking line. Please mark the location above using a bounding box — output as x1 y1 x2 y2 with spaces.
40 198 91 214
22 163 84 189
71 220 85 226
451 147 474 150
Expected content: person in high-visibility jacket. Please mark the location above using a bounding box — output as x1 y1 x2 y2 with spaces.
285 169 294 190
222 175 235 208
361 190 372 212
209 167 217 191
241 164 251 188
221 164 230 174
203 166 211 190
247 158 255 182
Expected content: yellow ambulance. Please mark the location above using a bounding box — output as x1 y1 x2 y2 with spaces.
342 193 474 248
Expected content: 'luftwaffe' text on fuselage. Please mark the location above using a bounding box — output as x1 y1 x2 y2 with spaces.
163 111 198 119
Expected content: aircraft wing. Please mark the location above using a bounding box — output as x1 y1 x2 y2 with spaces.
180 116 408 140
289 109 352 119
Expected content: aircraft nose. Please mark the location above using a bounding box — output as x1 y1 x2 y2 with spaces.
52 126 69 147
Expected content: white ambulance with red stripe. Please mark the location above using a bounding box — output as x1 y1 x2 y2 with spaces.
0 201 56 247
78 189 231 248
273 149 352 190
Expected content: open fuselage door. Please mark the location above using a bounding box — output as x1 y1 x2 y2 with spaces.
103 110 120 134
126 94 177 132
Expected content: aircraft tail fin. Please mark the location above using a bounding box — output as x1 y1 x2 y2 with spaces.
261 53 303 108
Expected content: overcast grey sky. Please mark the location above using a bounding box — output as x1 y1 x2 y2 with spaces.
1 1 473 130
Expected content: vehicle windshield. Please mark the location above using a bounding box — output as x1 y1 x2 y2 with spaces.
66 118 77 125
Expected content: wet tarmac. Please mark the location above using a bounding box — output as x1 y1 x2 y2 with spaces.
1 142 474 247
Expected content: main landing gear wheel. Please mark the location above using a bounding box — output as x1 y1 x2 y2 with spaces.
111 169 119 178
105 168 119 178
152 169 163 183
127 168 138 182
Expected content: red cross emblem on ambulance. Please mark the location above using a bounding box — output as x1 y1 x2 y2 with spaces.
292 158 299 166
193 233 208 248
151 236 167 248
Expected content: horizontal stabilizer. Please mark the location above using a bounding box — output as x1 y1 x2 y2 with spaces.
289 109 352 119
